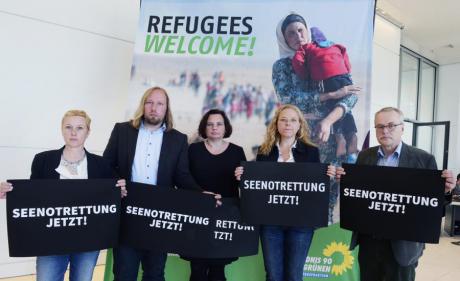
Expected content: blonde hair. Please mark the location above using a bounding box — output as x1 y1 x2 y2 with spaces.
130 86 174 131
61 110 91 130
375 107 405 123
259 104 315 155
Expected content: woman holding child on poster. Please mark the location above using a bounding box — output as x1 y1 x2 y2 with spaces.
272 13 360 223
272 13 360 164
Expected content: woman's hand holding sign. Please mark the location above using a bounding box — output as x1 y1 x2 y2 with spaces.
0 181 13 199
234 166 244 181
116 179 127 198
326 165 336 179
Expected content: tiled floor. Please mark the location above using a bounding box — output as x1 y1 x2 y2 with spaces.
416 234 460 281
2 236 460 281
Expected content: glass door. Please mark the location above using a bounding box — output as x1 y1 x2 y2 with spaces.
403 119 450 169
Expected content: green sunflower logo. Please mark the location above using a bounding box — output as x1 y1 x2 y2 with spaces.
322 241 354 276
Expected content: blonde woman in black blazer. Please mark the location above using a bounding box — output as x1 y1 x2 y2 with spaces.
235 104 336 281
1 110 126 281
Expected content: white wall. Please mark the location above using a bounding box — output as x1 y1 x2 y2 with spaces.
437 63 460 173
0 1 138 277
370 16 402 146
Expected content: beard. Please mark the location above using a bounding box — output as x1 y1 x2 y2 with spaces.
144 115 164 126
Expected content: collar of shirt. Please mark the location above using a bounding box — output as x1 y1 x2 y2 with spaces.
140 121 166 134
377 142 402 167
276 140 297 163
276 140 297 149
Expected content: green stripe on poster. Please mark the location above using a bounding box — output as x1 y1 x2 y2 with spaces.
103 246 265 281
104 224 359 281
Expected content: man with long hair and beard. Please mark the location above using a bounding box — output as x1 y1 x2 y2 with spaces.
103 86 218 281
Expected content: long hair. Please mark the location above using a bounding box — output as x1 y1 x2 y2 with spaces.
130 86 174 131
259 104 315 155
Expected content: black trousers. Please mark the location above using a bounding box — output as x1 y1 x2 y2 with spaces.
189 260 227 281
358 235 417 281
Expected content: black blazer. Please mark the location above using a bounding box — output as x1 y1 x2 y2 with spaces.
103 122 200 190
256 140 320 163
30 147 115 179
350 142 437 267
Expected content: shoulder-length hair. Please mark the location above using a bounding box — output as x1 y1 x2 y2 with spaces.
197 109 233 139
130 86 174 131
259 104 315 155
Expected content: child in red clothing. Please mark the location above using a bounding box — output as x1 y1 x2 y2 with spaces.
292 27 358 162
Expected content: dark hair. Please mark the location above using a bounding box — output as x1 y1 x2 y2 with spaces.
198 109 232 139
281 13 308 35
457 173 460 180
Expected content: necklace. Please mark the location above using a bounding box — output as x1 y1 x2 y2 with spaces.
61 154 86 175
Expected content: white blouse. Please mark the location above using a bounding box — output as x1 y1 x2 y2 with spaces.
276 141 297 163
55 155 88 179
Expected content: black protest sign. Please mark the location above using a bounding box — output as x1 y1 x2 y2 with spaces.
340 164 444 243
209 198 259 256
239 161 330 227
7 179 120 257
120 182 259 258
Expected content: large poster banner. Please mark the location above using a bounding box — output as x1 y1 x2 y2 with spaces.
6 179 120 257
107 0 375 280
120 182 259 258
340 164 444 243
126 0 373 169
239 161 329 227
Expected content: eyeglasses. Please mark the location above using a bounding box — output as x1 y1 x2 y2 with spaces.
374 123 403 131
